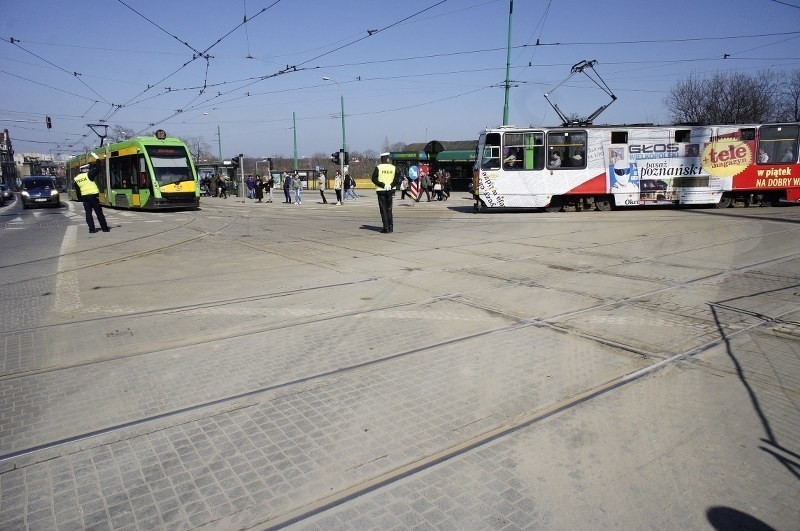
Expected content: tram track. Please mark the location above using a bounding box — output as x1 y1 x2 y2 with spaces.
1 246 797 466
3 225 797 381
1 220 798 381
1 203 798 529
252 314 784 530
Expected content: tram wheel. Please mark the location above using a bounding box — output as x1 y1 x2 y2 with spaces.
715 194 732 208
594 197 612 211
544 197 563 213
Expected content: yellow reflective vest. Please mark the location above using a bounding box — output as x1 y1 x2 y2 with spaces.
74 172 99 196
373 163 396 190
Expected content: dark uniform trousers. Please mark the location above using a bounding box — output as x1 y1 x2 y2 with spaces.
82 194 109 232
377 190 394 232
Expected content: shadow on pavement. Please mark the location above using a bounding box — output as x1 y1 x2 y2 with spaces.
707 506 776 531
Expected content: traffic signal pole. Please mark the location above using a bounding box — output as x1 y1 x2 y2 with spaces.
239 154 245 202
340 94 346 182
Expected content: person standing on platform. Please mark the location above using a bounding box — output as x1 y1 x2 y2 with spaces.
334 171 343 205
246 175 255 199
283 173 292 203
292 172 303 205
254 175 264 203
73 162 110 234
371 153 401 233
218 176 227 198
318 173 328 204
265 173 274 203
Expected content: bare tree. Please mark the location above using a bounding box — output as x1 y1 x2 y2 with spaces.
665 71 777 124
181 136 213 162
109 125 134 143
664 73 708 123
775 69 800 122
389 141 407 152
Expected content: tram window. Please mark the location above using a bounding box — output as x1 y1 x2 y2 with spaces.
503 132 544 170
740 128 755 141
147 146 192 185
481 132 501 169
110 155 136 189
547 131 587 169
675 130 691 143
138 156 149 187
611 131 628 144
759 124 798 164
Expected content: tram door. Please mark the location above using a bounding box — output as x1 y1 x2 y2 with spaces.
133 156 150 207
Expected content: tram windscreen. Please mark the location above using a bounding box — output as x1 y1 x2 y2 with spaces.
146 146 193 186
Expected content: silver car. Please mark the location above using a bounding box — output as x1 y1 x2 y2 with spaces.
21 176 60 209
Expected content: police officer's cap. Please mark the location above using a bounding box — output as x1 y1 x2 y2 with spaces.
79 164 90 172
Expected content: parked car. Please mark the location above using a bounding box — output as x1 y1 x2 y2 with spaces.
21 176 60 209
0 184 12 202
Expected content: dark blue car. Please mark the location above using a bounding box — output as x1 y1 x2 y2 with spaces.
21 176 60 209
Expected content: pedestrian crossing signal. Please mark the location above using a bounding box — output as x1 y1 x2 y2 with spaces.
331 152 340 164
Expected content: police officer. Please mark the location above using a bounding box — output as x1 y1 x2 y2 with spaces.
371 153 401 233
74 162 110 234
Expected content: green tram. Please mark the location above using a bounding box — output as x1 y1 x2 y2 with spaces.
66 134 199 210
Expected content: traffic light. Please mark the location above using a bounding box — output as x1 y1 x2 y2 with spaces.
343 151 349 165
267 157 272 170
331 152 340 164
45 116 52 129
230 156 239 168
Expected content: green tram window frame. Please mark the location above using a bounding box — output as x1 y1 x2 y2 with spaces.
503 132 545 171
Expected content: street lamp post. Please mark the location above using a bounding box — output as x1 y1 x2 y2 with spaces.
322 77 347 181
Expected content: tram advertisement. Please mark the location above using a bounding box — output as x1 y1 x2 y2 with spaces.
607 141 725 205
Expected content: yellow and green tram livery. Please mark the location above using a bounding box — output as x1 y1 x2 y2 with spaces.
66 134 199 210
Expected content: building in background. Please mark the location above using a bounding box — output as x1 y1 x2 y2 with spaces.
0 129 18 190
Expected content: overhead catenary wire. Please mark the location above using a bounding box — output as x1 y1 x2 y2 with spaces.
3 38 112 106
4 2 799 150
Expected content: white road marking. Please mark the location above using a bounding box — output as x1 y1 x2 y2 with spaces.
54 225 82 313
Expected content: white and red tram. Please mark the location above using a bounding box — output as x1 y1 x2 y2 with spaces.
472 122 800 212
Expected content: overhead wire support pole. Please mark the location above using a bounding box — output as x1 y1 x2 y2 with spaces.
217 125 222 162
502 0 514 125
292 112 298 171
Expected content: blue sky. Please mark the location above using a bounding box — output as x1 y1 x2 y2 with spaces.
2 0 799 159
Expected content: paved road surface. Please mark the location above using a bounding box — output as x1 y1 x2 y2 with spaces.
0 193 798 529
